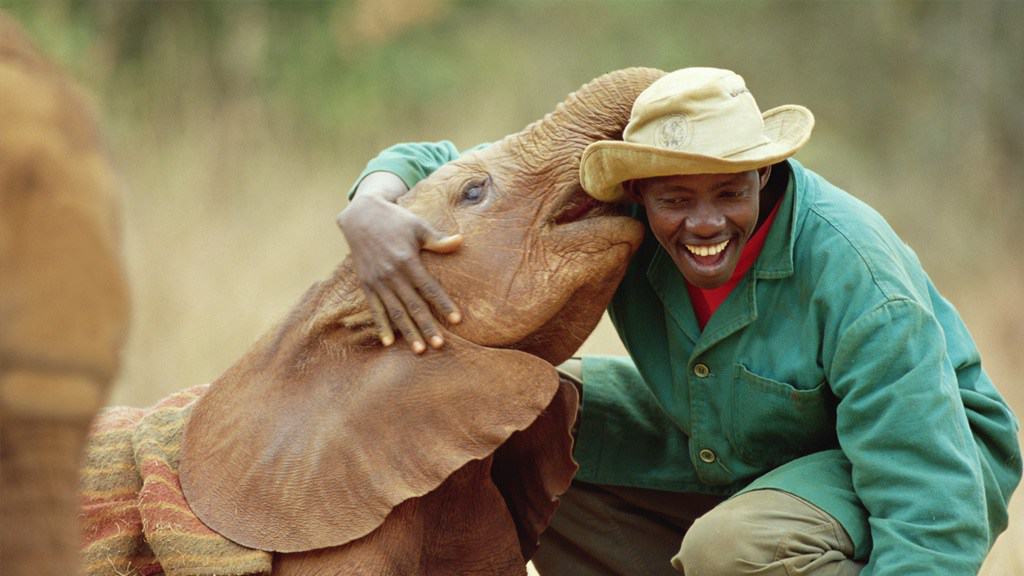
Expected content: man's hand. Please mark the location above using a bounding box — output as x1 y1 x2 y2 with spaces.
337 172 462 353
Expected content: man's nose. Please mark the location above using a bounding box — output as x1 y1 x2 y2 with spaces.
686 203 726 237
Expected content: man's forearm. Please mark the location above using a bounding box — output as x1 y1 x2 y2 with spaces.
345 140 466 201
350 171 409 203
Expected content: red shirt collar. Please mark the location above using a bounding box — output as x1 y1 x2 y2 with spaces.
685 198 783 330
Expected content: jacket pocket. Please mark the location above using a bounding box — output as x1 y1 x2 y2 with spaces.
729 364 836 469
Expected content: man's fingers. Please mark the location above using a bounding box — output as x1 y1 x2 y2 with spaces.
377 285 427 354
364 291 395 347
388 279 444 350
408 263 461 326
414 225 462 324
422 233 463 254
418 220 463 254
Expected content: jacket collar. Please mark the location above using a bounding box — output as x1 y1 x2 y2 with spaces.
753 159 809 280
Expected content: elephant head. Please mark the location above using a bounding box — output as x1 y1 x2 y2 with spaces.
0 12 130 576
179 67 664 574
396 74 659 364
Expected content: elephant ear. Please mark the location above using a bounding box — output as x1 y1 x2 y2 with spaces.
492 376 579 559
179 329 569 553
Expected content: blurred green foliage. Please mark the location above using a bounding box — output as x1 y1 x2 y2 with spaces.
7 1 1021 159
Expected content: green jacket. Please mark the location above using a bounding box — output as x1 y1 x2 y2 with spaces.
352 142 1021 575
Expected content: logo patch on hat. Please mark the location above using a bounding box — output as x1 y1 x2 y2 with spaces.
655 114 692 150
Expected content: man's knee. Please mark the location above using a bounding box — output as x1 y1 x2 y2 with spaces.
673 494 771 574
672 489 860 576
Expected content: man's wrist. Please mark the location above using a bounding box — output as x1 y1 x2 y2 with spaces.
352 171 409 203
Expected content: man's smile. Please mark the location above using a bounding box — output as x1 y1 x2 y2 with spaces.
685 239 729 257
678 236 739 282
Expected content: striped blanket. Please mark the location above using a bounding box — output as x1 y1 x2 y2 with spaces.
80 385 272 576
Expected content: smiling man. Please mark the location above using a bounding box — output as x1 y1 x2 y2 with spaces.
337 68 1021 575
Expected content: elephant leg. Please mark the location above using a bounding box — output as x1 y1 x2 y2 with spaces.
1 370 108 576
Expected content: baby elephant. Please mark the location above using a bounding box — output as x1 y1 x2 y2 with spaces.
80 66 664 576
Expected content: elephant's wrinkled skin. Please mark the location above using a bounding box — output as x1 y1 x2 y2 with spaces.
179 68 663 574
0 12 130 576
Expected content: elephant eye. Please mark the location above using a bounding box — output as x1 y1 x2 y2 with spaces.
460 178 488 205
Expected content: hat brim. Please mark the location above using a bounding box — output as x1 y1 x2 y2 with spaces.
580 105 814 202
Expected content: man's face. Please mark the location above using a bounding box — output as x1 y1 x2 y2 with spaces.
634 168 768 289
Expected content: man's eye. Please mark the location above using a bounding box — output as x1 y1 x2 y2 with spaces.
659 196 688 207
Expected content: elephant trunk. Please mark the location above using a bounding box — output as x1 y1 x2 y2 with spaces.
505 67 665 177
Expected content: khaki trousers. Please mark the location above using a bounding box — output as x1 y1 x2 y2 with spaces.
531 481 863 576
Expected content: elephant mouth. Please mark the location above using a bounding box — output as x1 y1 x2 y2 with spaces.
552 187 624 225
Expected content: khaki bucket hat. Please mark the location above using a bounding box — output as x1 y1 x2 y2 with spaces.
580 67 814 202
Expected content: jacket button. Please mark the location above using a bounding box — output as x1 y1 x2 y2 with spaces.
698 448 717 463
693 363 710 378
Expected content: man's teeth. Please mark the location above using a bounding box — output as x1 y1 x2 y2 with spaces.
686 240 729 257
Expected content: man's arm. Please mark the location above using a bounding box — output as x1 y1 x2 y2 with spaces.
926 281 1022 548
345 140 465 200
828 298 1000 575
337 141 485 352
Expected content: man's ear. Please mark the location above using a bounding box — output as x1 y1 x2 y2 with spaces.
758 164 773 190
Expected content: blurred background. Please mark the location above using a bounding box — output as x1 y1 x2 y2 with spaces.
2 0 1021 572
